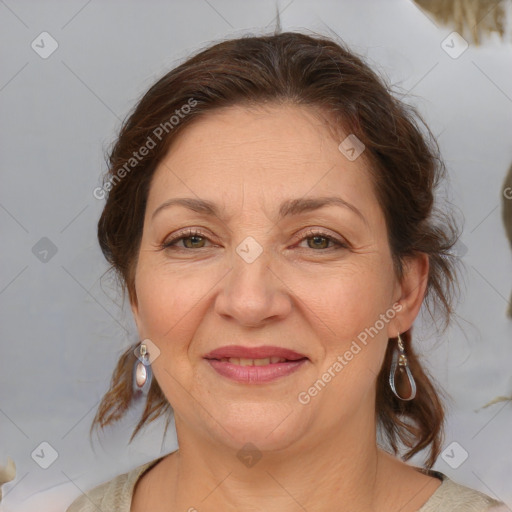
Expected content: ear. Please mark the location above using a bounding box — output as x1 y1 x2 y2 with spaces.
388 252 429 336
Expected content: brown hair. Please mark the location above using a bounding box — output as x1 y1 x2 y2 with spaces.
90 30 461 468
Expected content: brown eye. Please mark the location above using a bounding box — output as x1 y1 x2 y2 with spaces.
161 229 211 250
181 234 206 249
306 234 330 249
296 229 348 251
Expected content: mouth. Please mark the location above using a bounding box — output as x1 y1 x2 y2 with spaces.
206 356 307 366
203 345 308 362
204 352 308 383
203 345 309 383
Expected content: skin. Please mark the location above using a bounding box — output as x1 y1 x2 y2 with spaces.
130 104 440 511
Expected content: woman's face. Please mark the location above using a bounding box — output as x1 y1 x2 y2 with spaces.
131 104 425 451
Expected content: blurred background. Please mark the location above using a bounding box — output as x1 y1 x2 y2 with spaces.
1 0 511 509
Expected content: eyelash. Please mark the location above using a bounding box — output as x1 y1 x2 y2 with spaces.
160 228 348 252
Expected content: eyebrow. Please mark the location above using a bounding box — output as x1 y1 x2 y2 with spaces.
151 196 368 225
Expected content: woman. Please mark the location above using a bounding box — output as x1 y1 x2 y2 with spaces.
67 31 506 511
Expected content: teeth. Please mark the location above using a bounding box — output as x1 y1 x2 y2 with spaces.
219 357 288 365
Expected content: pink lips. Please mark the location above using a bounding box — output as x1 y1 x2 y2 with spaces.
204 345 307 361
204 345 308 383
206 359 307 382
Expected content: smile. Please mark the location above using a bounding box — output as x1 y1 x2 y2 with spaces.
205 357 308 383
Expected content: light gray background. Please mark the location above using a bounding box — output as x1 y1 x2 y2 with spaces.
1 0 511 510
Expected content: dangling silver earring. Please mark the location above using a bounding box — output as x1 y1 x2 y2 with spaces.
133 342 152 396
389 332 416 401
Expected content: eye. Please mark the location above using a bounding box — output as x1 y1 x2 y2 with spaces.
159 228 349 252
160 229 212 250
294 229 348 251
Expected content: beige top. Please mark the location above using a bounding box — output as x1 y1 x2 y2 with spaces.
66 456 506 511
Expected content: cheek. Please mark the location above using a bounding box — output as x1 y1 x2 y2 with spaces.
134 264 205 340
302 261 395 387
298 260 394 338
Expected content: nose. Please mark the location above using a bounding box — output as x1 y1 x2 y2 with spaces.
214 243 293 327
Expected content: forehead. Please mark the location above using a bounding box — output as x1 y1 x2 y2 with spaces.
164 103 349 169
147 104 377 220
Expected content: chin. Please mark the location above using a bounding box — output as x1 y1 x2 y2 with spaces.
209 409 305 453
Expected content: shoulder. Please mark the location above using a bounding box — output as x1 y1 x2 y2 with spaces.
65 456 165 512
418 470 507 512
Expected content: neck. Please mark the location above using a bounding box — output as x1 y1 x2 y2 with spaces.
163 412 395 511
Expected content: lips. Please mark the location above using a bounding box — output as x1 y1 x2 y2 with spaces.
206 358 307 383
203 345 307 361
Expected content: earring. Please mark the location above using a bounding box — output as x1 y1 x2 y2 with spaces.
133 342 152 396
389 332 416 401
